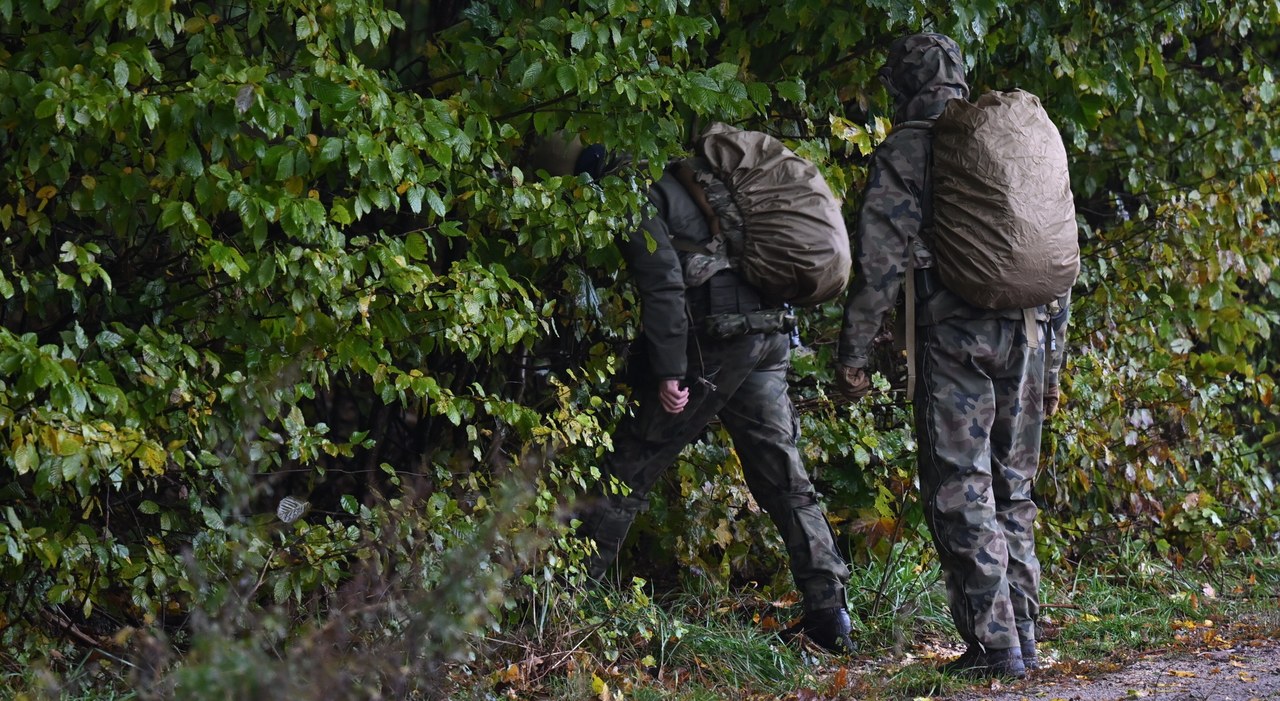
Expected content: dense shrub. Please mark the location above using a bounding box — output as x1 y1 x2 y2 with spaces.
1 0 1276 691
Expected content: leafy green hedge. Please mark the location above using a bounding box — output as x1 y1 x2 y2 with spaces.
1 0 1277 677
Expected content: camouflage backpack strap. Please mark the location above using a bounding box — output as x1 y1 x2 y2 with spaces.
684 157 746 260
669 157 738 287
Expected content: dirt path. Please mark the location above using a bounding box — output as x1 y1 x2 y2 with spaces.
948 641 1280 701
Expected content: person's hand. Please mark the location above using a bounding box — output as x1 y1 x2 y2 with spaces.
658 378 689 414
1043 384 1061 417
834 364 871 402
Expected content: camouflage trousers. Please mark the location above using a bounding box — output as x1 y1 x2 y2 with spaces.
914 313 1046 651
579 331 850 612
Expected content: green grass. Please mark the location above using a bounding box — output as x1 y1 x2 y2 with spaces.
1044 543 1280 668
9 542 1280 701
844 539 953 655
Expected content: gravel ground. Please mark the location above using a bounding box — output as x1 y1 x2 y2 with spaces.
948 640 1280 701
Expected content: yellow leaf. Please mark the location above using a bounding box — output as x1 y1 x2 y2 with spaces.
1169 669 1198 678
498 663 522 684
712 518 732 548
591 673 613 700
139 443 167 474
36 185 57 200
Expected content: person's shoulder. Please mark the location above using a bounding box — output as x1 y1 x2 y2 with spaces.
647 168 681 201
880 124 931 151
647 167 699 218
871 126 930 170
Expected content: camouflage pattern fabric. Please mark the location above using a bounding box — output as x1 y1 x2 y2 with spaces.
580 330 849 612
836 125 935 369
838 33 1073 653
914 297 1046 650
838 32 968 369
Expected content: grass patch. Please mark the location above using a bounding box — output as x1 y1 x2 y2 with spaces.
845 539 952 656
9 541 1279 700
1041 542 1280 669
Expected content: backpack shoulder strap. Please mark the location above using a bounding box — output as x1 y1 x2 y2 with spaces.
893 120 936 242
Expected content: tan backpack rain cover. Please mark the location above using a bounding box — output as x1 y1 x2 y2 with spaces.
691 123 851 306
929 89 1079 309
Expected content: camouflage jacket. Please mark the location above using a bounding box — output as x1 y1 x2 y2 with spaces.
837 124 935 370
838 33 1071 386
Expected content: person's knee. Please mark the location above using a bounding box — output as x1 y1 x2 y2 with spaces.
754 486 818 515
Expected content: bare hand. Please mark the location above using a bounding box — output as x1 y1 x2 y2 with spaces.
658 378 689 414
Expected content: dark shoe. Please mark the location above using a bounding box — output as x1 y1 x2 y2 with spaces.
1021 639 1039 671
780 607 855 654
941 645 1027 679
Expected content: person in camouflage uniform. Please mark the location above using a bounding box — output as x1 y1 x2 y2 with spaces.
532 137 855 654
834 33 1072 678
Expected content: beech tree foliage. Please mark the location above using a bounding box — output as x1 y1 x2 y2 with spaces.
0 0 1277 673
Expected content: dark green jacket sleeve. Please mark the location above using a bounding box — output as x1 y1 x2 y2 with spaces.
617 181 689 380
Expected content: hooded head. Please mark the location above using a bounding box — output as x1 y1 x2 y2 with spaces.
526 131 613 180
878 33 969 124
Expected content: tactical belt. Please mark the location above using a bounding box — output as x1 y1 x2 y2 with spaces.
698 309 796 339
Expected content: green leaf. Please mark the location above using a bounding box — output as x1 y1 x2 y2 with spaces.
556 65 577 92
236 84 255 114
425 189 446 217
521 61 544 89
775 80 806 103
112 58 129 88
405 231 427 259
35 99 59 120
407 184 424 214
330 202 353 225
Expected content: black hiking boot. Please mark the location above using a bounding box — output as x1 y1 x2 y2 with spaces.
1021 638 1039 671
780 607 855 655
941 645 1027 679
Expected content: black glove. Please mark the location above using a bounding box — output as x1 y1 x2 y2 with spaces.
834 364 871 402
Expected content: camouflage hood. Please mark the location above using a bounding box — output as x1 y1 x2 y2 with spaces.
879 33 969 124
